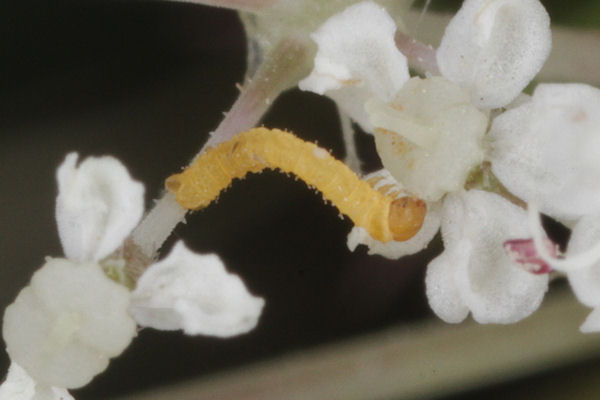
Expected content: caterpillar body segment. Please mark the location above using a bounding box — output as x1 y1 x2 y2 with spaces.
165 128 426 242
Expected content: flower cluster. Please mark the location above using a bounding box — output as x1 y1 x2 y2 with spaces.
299 0 600 329
3 0 600 397
1 154 264 399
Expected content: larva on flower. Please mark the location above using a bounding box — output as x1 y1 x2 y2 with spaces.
165 128 426 242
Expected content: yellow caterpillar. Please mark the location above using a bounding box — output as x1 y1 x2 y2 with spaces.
165 127 426 242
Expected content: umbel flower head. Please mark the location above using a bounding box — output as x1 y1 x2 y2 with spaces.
1 153 264 398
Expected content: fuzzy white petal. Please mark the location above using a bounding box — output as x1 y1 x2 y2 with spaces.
131 241 264 337
565 214 600 308
491 84 600 220
370 77 487 201
425 240 471 323
0 363 34 400
0 363 73 400
580 307 600 333
56 153 145 262
2 259 136 389
437 0 551 109
298 1 409 132
431 191 548 324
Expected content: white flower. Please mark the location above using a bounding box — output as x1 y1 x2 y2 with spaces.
426 190 548 324
130 241 264 337
0 363 73 400
437 0 551 109
3 259 136 389
349 177 549 324
491 83 600 221
298 1 410 131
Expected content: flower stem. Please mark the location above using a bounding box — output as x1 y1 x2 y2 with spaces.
130 192 187 260
204 38 309 149
128 38 309 268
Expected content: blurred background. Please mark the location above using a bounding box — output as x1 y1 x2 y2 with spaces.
1 1 600 398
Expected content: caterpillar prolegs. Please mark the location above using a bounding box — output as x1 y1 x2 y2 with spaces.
165 128 426 242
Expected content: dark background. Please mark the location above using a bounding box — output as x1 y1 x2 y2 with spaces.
0 1 597 399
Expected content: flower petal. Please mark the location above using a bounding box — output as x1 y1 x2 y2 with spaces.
425 239 471 323
580 307 600 333
565 214 600 308
370 77 487 201
437 0 551 109
298 1 409 132
3 259 136 389
0 363 73 400
491 84 600 220
130 241 265 337
438 190 548 324
56 153 145 262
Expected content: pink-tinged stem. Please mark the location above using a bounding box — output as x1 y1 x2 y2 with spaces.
168 0 278 13
504 238 560 275
128 38 309 266
395 31 439 75
204 38 308 149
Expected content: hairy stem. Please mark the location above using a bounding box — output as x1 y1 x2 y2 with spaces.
128 38 309 266
204 38 309 149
